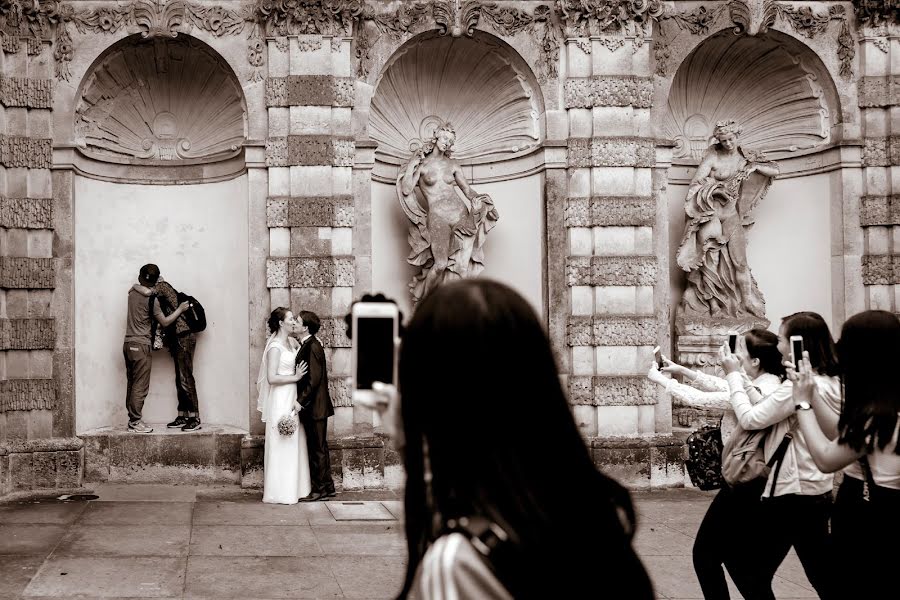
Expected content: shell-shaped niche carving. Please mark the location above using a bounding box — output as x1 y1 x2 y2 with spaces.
664 31 834 161
75 36 246 163
370 33 541 165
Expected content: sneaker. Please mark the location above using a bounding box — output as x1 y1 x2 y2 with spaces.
167 416 187 428
128 421 153 434
181 417 201 432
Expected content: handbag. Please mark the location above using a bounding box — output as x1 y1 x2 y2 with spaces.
149 296 165 351
685 422 724 491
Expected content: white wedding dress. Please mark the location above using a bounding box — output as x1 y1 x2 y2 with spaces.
260 340 312 504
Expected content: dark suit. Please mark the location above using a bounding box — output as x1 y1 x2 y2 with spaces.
295 335 335 494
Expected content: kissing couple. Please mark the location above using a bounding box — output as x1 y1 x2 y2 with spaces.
256 308 337 504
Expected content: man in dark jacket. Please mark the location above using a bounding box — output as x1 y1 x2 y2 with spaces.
294 310 336 501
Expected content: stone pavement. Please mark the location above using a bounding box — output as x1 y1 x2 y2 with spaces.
0 485 817 599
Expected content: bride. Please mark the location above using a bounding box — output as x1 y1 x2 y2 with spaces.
257 307 312 504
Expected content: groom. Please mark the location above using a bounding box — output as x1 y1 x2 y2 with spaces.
294 310 336 501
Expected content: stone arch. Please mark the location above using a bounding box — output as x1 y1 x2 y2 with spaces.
659 28 842 164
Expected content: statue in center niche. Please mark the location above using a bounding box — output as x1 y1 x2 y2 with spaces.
676 120 780 322
398 120 500 304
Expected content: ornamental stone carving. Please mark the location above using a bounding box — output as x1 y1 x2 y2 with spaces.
0 197 53 229
0 76 52 108
663 32 833 161
565 196 655 227
564 76 652 109
74 36 246 162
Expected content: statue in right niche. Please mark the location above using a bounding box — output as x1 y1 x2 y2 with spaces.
676 120 780 320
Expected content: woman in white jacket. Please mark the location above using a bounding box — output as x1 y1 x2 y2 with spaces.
648 329 785 599
722 312 841 600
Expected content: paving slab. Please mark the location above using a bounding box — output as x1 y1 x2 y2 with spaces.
77 501 194 526
0 502 87 525
23 556 186 597
632 522 699 556
329 555 407 599
185 556 342 598
89 484 198 503
192 501 308 526
53 524 192 557
0 524 68 555
311 524 406 556
189 525 323 556
325 502 396 521
0 555 45 597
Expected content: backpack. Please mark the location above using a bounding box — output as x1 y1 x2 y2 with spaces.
176 291 206 333
685 424 724 490
721 424 770 486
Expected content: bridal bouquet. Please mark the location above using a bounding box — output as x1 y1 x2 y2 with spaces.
277 411 298 436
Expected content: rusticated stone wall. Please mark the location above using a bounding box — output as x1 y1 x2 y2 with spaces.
858 13 900 313
0 34 80 498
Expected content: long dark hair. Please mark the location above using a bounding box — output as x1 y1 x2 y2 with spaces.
781 311 840 377
744 328 787 379
266 307 289 335
837 310 900 454
396 279 652 599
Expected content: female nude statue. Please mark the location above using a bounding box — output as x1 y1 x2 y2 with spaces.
398 122 500 304
676 120 780 319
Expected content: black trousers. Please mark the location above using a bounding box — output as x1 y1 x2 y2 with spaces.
169 334 199 414
303 417 335 494
831 475 900 598
693 478 775 600
754 492 837 600
123 342 152 424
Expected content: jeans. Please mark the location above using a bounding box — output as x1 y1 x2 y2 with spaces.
123 342 152 424
169 334 199 414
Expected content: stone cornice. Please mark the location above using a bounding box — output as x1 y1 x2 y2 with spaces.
566 256 658 287
567 315 657 346
265 76 355 108
266 257 355 288
0 258 55 289
0 198 53 229
565 196 655 227
267 196 355 228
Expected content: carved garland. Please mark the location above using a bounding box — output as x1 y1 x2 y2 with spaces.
656 1 855 80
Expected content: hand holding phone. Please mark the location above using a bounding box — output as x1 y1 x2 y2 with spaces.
652 346 665 369
789 335 804 371
351 302 399 409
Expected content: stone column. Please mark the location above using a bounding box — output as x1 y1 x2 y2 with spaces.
0 39 82 497
559 20 680 489
856 12 900 314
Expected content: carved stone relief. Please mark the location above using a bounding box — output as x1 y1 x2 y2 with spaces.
663 32 832 161
74 36 246 162
369 33 541 164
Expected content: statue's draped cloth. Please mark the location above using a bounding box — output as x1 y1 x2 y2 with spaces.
676 164 774 317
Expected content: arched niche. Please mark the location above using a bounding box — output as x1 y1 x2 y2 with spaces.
367 30 546 318
663 29 844 338
72 34 251 435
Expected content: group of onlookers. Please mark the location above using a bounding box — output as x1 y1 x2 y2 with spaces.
649 310 899 598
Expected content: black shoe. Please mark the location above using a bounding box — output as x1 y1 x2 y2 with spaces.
320 490 336 499
167 416 187 428
181 417 201 432
299 492 323 502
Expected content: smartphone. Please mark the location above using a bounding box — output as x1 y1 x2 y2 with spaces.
728 333 738 353
790 335 804 370
351 302 399 408
652 345 664 368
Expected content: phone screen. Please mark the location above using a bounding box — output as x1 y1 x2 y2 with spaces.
791 337 804 369
355 316 395 390
728 334 738 353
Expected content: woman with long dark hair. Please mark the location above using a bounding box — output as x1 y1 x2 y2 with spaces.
723 312 841 599
792 310 900 598
649 329 786 599
368 279 652 599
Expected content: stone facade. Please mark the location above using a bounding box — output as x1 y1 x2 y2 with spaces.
0 0 887 496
